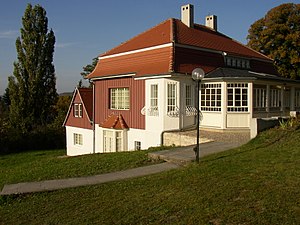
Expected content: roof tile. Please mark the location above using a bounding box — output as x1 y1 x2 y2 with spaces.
101 114 129 129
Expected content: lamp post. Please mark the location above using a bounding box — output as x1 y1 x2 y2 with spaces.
192 68 205 163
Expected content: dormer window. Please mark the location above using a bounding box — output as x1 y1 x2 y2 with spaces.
225 56 250 69
74 103 83 118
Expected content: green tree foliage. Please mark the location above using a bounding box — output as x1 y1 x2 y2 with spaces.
50 95 72 129
247 3 300 79
80 57 98 78
8 4 57 132
79 57 98 88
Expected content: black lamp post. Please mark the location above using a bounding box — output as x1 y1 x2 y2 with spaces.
192 68 205 163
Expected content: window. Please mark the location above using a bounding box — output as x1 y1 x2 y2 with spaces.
227 83 248 112
225 56 250 69
73 133 83 145
149 84 159 116
201 83 221 111
167 83 177 112
134 141 141 150
253 87 267 110
103 130 113 152
74 103 83 117
103 130 125 152
185 85 193 107
110 88 129 110
116 131 122 152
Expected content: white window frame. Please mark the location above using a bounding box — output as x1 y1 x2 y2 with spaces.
201 83 221 112
167 83 177 113
134 141 141 150
227 83 248 112
73 133 83 146
116 131 122 152
74 103 83 118
185 84 193 107
110 88 130 110
103 129 126 153
103 130 114 153
149 84 159 116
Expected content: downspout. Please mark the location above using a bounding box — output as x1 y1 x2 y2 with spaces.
92 81 96 154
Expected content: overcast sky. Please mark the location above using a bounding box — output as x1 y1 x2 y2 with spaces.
1 0 299 95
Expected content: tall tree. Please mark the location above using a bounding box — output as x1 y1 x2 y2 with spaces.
247 3 300 79
8 4 57 132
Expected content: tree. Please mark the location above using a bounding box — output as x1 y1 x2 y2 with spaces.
79 57 98 88
8 4 57 132
247 3 300 79
80 57 98 78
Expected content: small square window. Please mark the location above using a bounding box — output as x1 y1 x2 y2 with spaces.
134 141 141 150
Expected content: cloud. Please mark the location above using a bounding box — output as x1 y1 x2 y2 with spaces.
0 30 18 39
55 42 77 48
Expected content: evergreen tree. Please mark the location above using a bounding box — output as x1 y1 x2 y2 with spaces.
247 3 300 79
8 4 57 132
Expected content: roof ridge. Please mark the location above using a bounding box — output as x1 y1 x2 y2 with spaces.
100 18 174 57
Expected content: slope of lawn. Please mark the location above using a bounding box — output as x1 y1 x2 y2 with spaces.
0 148 164 190
1 126 300 224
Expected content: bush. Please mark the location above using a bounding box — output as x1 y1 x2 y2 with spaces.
0 126 66 154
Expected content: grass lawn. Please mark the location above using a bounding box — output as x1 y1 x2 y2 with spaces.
0 148 164 190
1 127 300 224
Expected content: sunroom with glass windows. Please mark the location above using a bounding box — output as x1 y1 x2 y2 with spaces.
199 68 300 131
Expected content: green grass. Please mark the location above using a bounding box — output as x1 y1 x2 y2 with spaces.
1 127 300 224
0 149 162 190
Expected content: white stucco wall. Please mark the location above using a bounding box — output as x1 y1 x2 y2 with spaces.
94 125 161 152
66 126 94 156
201 112 222 128
226 113 250 128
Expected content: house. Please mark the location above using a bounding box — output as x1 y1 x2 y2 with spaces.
64 4 300 156
63 88 94 156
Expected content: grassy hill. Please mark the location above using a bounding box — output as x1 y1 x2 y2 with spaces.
1 125 300 224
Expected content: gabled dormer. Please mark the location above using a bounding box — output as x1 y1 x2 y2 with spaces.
63 87 93 129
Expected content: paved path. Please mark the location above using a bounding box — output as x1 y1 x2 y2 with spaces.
0 163 179 195
1 141 242 196
148 142 241 165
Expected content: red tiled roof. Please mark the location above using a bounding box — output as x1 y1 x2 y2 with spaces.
88 46 173 79
174 20 270 60
78 88 93 120
101 114 129 129
87 18 273 80
101 19 172 57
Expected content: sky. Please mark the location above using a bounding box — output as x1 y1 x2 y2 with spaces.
0 0 299 95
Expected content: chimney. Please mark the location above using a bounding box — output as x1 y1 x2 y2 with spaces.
205 15 217 31
181 4 194 28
